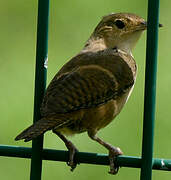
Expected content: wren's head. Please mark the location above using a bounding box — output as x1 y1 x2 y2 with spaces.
84 13 147 55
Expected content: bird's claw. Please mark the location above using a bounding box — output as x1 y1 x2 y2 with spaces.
66 144 79 172
108 147 123 175
67 161 77 172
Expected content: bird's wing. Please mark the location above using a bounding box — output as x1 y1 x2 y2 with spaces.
41 63 133 116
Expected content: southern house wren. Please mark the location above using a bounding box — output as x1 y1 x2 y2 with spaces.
15 13 151 174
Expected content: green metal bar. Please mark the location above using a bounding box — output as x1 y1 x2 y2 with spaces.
30 0 49 180
0 145 171 171
140 0 160 180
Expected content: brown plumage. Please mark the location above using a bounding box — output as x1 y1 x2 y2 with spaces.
15 13 147 174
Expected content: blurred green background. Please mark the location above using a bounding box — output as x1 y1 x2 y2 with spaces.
0 0 170 179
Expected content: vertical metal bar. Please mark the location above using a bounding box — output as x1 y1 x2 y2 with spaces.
140 0 160 180
30 0 49 180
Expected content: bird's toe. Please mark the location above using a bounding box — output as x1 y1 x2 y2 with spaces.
108 147 123 175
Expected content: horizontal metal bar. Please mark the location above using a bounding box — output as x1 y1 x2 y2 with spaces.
0 145 171 171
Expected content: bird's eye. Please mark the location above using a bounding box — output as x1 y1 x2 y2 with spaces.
114 20 125 29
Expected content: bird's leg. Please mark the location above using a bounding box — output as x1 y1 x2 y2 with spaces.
88 131 123 174
53 130 78 171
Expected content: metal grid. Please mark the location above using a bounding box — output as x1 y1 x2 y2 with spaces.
0 0 170 180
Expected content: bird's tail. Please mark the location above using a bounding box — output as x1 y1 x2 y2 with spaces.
15 118 62 142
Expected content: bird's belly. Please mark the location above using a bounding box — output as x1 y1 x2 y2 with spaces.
81 87 133 131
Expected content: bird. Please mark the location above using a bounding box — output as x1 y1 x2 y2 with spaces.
15 13 150 174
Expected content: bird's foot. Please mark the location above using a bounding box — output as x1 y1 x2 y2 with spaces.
66 141 79 172
53 131 79 171
108 147 123 175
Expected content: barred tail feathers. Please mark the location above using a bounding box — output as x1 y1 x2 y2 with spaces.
15 118 61 142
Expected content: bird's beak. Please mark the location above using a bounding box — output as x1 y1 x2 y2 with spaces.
142 21 163 28
135 21 163 32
